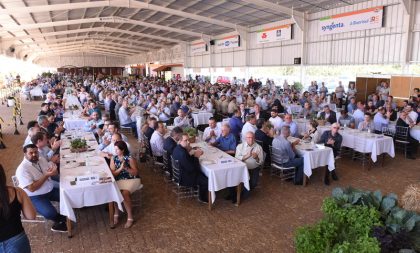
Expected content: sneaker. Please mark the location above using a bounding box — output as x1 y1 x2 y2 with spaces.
51 221 68 233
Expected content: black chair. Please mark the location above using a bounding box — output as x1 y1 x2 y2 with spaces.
170 156 198 203
395 126 410 158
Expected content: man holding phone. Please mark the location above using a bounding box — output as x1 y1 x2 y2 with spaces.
16 144 67 232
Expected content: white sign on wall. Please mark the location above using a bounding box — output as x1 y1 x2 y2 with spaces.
190 42 208 54
256 24 292 44
319 6 383 35
214 35 240 50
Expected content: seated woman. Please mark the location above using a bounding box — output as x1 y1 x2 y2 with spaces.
110 141 141 228
301 120 320 143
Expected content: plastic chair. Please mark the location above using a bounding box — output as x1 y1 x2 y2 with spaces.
170 156 198 203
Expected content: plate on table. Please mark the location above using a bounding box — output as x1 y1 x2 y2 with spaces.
201 159 216 165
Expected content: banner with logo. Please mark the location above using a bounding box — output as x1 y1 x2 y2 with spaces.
215 35 240 50
319 6 383 35
190 42 207 54
256 24 292 44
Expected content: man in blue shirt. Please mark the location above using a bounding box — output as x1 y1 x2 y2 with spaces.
229 109 243 142
346 97 357 114
87 100 102 118
213 124 236 155
272 126 304 185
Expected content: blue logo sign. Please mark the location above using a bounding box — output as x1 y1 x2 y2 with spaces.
224 41 230 46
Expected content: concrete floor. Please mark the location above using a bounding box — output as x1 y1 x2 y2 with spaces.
0 96 419 253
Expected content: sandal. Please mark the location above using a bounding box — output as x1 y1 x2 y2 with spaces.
124 218 134 228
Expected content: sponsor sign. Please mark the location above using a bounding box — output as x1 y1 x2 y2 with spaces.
319 6 383 35
257 24 292 44
190 42 208 54
214 35 240 50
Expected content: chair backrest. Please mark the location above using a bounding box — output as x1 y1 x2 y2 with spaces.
11 175 19 187
382 126 395 137
171 156 181 184
162 149 169 170
269 146 289 165
395 126 409 141
143 135 152 155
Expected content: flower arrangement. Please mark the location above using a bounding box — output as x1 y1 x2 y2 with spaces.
184 127 197 143
70 138 87 153
69 105 79 110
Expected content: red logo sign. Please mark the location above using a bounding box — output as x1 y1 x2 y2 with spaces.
261 33 267 39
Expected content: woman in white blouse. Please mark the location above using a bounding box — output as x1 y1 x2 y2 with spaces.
302 120 320 143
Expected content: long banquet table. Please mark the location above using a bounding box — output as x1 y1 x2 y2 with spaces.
59 130 124 237
191 142 250 210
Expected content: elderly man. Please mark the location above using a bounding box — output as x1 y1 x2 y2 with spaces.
23 126 40 147
203 117 221 144
174 109 190 128
38 115 64 139
232 131 264 201
214 124 237 155
241 114 257 142
150 121 166 163
281 114 298 137
16 144 67 232
83 111 103 134
319 123 342 184
396 111 418 159
163 126 183 177
272 126 304 185
172 133 209 203
118 99 138 137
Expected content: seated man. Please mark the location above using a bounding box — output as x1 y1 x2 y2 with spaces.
16 144 67 232
358 113 375 132
172 133 208 203
396 111 418 159
173 109 190 128
228 109 243 143
338 110 355 128
87 100 102 118
163 127 183 177
98 121 128 151
150 121 166 163
255 119 274 166
213 124 236 155
269 109 283 132
100 133 130 163
83 111 103 134
203 117 221 144
272 126 304 185
118 99 138 138
319 105 337 124
31 132 60 165
232 131 264 201
319 123 342 185
373 107 390 133
281 114 298 137
241 114 257 142
23 126 40 147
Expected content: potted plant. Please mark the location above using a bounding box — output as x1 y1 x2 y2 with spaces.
184 127 197 143
316 114 326 126
70 138 87 153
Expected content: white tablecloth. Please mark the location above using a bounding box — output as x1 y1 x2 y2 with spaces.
295 119 309 135
191 142 250 204
192 112 213 127
59 131 123 221
30 86 43 97
63 94 82 109
63 110 87 130
288 137 335 177
318 127 395 162
286 104 302 114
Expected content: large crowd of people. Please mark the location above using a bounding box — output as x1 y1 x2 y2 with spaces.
1 73 419 252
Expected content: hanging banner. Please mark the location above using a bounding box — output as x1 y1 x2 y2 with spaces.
190 42 208 54
257 24 292 44
319 6 383 35
215 35 240 50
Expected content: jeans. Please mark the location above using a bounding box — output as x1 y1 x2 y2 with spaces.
122 122 138 138
283 157 304 185
0 232 31 253
29 188 62 222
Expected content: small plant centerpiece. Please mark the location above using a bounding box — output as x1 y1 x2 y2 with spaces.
184 127 197 143
70 138 87 153
316 114 326 126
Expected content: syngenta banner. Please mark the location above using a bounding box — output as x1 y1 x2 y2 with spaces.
319 6 383 35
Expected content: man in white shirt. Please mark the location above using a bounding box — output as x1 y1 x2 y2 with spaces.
23 126 40 147
173 109 190 128
100 133 130 161
241 114 257 142
118 99 138 137
203 117 221 144
269 110 283 132
83 111 103 134
150 121 166 162
406 105 418 124
31 131 60 164
16 144 67 232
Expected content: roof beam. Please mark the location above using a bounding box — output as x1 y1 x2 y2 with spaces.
0 16 208 39
0 0 246 30
31 45 132 58
240 0 304 30
30 43 138 55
